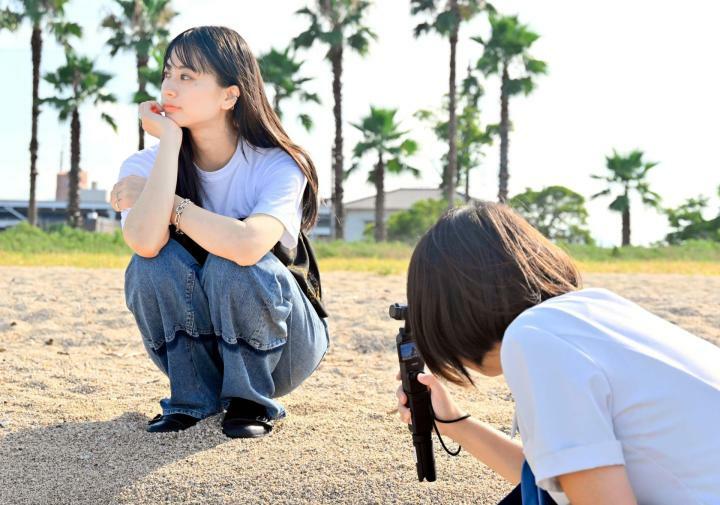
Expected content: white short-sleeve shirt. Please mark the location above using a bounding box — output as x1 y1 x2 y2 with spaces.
117 138 307 249
500 288 720 504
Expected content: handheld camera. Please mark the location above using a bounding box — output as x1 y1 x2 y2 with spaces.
390 303 436 482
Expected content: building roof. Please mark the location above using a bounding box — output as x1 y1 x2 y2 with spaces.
344 187 471 211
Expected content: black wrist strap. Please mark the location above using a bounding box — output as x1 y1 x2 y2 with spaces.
431 407 471 457
434 413 471 424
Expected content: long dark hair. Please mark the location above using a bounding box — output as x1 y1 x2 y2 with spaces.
406 202 582 385
163 26 319 231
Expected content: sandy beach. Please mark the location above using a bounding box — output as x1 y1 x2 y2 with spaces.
0 267 718 504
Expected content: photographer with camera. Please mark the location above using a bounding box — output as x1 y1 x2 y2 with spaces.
394 202 720 504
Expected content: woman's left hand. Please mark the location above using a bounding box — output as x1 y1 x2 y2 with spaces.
110 175 147 212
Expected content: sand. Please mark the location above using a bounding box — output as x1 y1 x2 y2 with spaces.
0 268 718 504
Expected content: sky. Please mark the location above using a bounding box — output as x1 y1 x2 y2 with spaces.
1 0 719 246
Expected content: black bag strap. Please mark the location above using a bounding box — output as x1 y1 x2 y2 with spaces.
271 230 328 319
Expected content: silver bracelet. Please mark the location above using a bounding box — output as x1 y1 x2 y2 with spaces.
173 198 192 235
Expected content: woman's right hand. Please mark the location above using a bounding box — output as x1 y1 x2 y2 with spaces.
395 370 466 435
138 100 182 140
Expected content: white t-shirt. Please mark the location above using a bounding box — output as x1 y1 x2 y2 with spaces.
500 288 720 505
118 138 307 249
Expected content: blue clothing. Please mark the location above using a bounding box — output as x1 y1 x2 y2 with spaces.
521 461 557 505
497 461 557 505
124 238 329 420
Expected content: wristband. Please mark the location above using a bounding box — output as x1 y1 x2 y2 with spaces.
434 413 471 424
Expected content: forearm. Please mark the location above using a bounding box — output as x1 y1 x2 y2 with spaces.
169 195 252 264
123 133 182 254
442 418 525 485
170 202 286 265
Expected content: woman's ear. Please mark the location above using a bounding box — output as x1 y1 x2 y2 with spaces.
223 85 241 110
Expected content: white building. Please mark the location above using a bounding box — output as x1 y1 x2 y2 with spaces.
341 188 473 242
308 198 332 241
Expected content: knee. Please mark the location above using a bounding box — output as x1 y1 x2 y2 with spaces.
126 239 192 279
201 252 287 301
201 253 293 348
124 239 197 301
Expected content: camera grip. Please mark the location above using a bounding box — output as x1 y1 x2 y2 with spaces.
407 378 436 482
393 305 437 482
407 384 434 434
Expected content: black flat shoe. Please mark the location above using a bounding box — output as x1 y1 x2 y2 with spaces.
146 413 199 433
222 415 274 438
222 398 274 439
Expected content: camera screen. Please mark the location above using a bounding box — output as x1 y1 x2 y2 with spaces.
400 342 418 360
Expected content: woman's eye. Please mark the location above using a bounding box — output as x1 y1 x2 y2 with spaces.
162 72 191 80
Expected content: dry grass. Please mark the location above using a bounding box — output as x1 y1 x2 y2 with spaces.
0 252 131 269
2 251 718 277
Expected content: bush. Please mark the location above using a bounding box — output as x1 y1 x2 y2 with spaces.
509 186 594 245
385 198 449 243
664 188 720 244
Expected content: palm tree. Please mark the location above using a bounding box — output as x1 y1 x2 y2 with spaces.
415 64 493 201
0 0 80 227
472 13 546 203
138 39 168 100
101 0 176 150
293 0 376 240
456 68 494 200
591 149 661 246
42 50 117 228
257 46 321 132
411 0 493 209
348 107 419 241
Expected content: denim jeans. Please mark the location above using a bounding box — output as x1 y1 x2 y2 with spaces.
124 238 329 420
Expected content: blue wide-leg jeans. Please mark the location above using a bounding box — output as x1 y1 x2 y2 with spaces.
124 238 329 420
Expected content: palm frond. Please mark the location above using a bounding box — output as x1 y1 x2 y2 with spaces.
298 113 313 132
100 112 118 132
590 188 612 199
0 8 23 31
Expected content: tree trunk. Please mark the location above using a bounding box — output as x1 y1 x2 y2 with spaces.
465 164 470 203
622 205 631 246
446 5 458 209
136 53 149 151
498 63 510 203
273 86 282 116
68 108 82 228
374 154 385 242
28 25 42 227
330 45 345 240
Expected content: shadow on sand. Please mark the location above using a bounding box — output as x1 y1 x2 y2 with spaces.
0 411 232 504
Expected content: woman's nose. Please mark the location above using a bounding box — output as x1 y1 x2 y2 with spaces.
162 85 177 99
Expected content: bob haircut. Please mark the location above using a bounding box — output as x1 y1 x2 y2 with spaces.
406 201 582 385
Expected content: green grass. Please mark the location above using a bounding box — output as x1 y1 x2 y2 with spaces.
1 222 718 275
561 240 720 262
312 240 413 260
575 260 720 276
0 221 130 254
